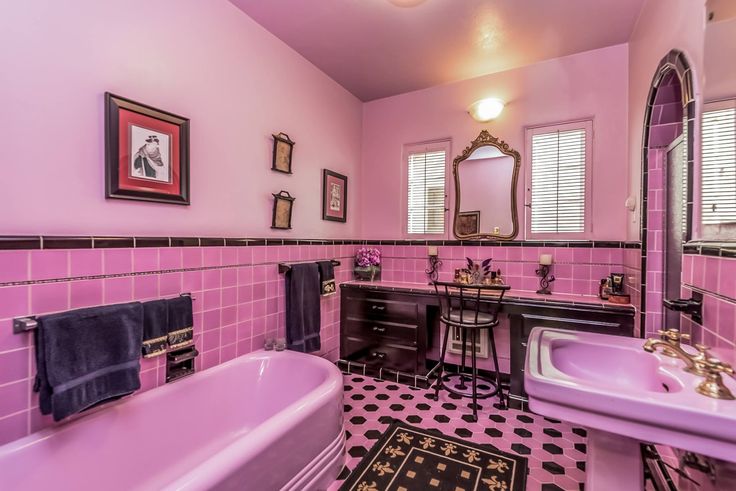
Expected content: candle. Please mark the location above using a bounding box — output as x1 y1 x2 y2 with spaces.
539 254 553 266
428 246 438 256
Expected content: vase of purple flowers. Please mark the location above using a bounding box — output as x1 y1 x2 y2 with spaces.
354 247 382 281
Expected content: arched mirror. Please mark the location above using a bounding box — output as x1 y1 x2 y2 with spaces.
452 130 521 240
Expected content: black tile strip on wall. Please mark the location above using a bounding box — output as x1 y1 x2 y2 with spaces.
0 235 643 251
682 242 736 258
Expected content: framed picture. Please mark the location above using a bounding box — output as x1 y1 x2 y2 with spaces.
105 93 190 205
322 170 348 223
271 190 295 229
457 211 480 236
272 132 294 174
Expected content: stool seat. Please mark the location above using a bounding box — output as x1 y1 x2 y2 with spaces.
446 309 496 326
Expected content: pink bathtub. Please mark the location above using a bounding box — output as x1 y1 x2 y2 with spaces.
0 350 345 490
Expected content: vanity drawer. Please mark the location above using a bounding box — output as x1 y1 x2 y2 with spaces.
342 336 419 373
344 294 419 325
344 318 417 344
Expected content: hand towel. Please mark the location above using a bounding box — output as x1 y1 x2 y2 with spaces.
167 295 194 350
141 299 168 358
317 260 336 296
285 263 321 353
34 302 144 422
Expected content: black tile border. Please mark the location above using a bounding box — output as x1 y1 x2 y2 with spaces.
0 235 642 251
682 242 736 258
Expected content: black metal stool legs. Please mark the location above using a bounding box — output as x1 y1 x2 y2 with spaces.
489 327 505 410
434 323 451 401
470 329 478 422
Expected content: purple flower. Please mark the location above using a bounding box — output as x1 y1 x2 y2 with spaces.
356 247 381 267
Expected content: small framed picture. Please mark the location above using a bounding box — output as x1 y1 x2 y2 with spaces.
322 170 348 223
105 93 190 205
271 190 295 229
457 211 480 236
272 132 294 174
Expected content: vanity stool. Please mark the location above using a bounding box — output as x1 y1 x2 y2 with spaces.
432 281 509 422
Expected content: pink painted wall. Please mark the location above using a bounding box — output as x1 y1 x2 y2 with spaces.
704 17 736 101
626 0 706 240
0 0 362 238
360 44 630 240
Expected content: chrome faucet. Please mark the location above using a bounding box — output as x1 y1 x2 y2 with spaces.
643 329 736 400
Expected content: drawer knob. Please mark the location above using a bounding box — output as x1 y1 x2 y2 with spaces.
372 326 386 333
371 351 387 359
371 305 386 311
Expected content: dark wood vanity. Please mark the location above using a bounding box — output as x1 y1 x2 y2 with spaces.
340 281 635 408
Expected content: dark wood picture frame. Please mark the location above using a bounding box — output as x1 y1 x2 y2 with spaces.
271 132 295 174
322 169 348 223
456 210 480 236
104 92 190 205
271 190 295 229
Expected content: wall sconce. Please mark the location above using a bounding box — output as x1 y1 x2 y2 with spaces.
425 246 442 284
536 254 555 295
468 98 505 122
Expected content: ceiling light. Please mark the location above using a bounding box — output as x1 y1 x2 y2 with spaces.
468 98 505 122
387 0 427 7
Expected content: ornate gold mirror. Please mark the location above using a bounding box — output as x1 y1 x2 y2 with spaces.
453 130 521 240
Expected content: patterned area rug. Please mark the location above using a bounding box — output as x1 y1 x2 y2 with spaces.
339 420 527 491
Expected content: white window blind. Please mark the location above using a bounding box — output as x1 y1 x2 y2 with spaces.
530 127 588 233
407 149 446 234
701 106 736 225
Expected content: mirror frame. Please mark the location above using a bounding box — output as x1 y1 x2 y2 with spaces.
452 130 521 240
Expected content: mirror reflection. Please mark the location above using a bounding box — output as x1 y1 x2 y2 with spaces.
453 131 520 240
702 2 736 240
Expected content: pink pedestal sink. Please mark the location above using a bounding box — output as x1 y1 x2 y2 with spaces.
525 327 736 491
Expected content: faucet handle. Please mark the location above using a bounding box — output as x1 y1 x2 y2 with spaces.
705 357 736 378
658 329 690 343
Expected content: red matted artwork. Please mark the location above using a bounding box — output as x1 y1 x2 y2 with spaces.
322 169 348 223
105 93 190 205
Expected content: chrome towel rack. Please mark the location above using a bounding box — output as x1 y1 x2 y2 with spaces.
12 293 195 334
277 259 341 274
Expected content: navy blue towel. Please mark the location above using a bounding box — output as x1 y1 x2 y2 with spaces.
142 299 168 358
167 295 194 350
34 302 144 422
285 263 321 353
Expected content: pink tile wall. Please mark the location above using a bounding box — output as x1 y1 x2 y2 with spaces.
645 148 666 338
680 254 736 350
380 245 626 297
0 244 357 445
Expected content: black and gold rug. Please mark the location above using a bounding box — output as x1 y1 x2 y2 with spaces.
339 420 528 491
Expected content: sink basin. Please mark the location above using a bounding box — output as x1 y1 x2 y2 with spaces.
548 338 684 394
525 327 736 490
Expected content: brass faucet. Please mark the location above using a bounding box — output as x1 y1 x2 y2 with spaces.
643 329 736 400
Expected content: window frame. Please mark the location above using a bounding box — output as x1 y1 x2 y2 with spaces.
524 120 594 240
698 99 736 241
402 139 451 239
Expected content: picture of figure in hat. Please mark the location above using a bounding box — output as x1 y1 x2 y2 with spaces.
129 125 171 183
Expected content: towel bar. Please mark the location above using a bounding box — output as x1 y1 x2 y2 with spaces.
12 293 196 334
277 259 340 274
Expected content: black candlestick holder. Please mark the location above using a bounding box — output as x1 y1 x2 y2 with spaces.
535 264 555 294
426 255 442 284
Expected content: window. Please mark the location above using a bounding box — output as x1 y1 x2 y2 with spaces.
405 142 449 236
526 121 592 236
701 100 736 238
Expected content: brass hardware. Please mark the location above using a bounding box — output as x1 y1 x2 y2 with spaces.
643 333 736 400
655 328 690 358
